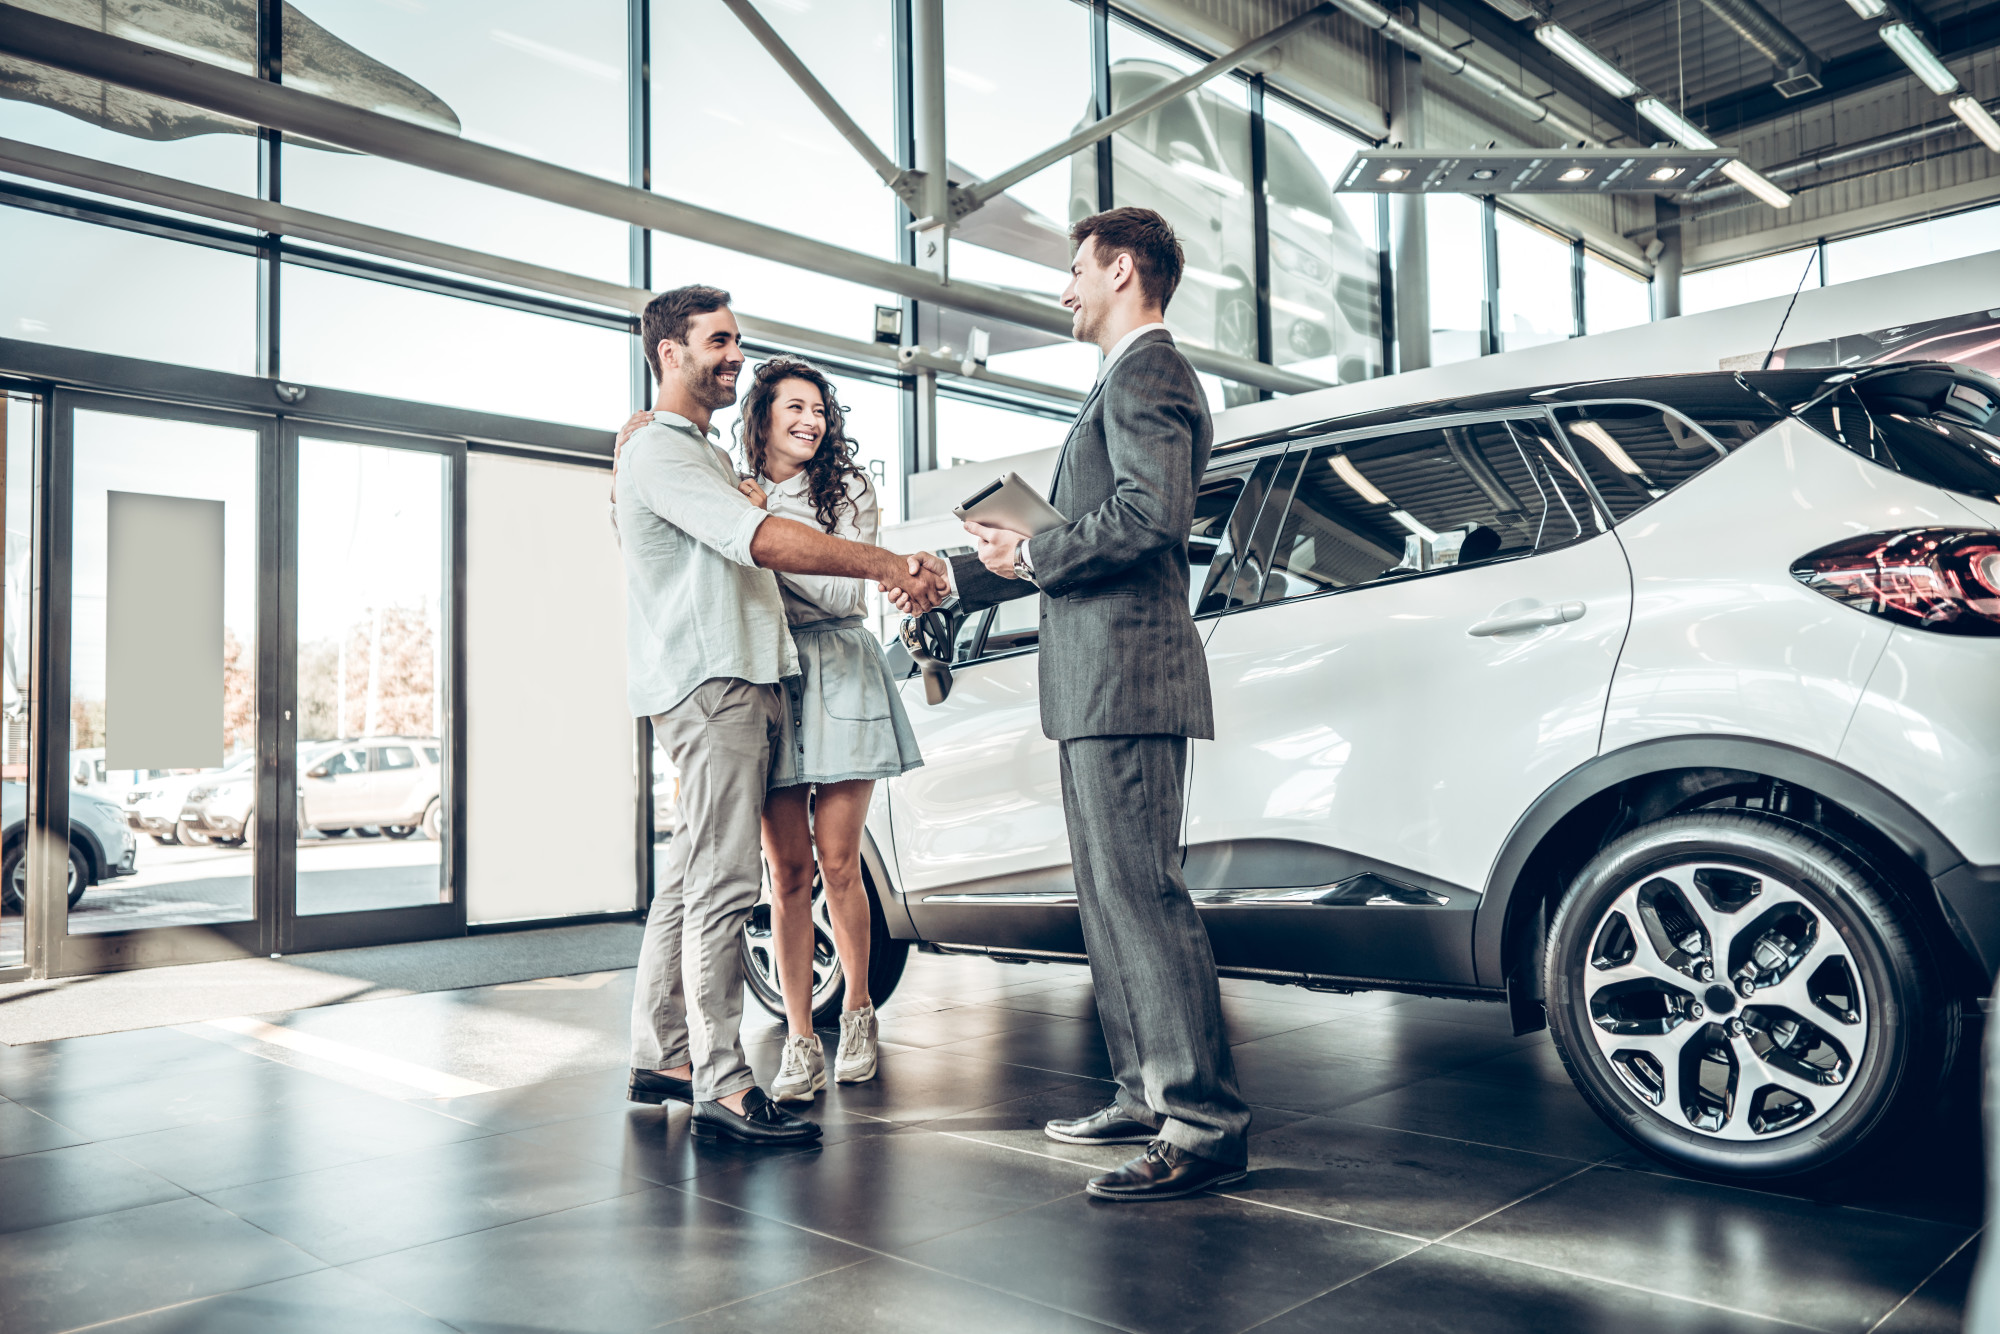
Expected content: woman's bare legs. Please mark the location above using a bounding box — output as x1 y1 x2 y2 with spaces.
760 784 818 1040
811 780 875 1012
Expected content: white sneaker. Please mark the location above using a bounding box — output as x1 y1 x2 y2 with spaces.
771 1033 825 1103
835 1004 878 1084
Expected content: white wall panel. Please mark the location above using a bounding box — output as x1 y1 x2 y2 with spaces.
105 491 223 769
465 452 635 924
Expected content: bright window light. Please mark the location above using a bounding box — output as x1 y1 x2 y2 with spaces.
1880 22 1960 95
1533 24 1642 99
1570 420 1646 475
1330 454 1391 506
1720 160 1794 209
1634 98 1717 151
1950 95 2000 152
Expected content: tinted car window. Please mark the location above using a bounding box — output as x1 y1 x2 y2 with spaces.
1795 371 2000 505
1552 404 1729 521
1248 418 1599 603
1193 459 1279 615
320 747 367 777
423 746 440 765
376 745 417 771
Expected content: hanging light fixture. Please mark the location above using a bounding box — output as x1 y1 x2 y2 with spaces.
1533 24 1642 98
1950 95 2000 152
1879 21 1960 95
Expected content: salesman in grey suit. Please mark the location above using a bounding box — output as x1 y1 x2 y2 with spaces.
905 207 1252 1201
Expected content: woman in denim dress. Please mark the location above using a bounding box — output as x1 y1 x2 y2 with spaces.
619 357 921 1101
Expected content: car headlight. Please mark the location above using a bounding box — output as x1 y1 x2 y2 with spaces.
1270 232 1330 284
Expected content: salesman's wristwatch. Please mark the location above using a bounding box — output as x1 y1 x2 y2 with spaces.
1012 539 1036 584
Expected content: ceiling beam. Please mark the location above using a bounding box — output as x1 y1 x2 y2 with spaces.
1424 0 1650 146
1686 0 2000 133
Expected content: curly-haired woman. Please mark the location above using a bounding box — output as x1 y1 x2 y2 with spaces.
617 357 921 1101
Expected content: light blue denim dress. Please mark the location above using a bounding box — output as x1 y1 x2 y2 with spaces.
761 470 924 790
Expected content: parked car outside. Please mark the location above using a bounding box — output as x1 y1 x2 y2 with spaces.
123 754 253 845
1 779 138 910
832 361 2000 1182
179 741 342 845
300 736 443 841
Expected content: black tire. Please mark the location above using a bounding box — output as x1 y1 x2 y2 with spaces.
741 863 909 1028
420 799 443 842
2 840 90 912
175 820 209 847
1544 810 1957 1179
382 825 416 840
318 827 350 839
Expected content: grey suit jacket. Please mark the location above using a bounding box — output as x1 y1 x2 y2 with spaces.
953 329 1215 741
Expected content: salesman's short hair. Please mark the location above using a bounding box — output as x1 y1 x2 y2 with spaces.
641 285 731 379
1070 207 1184 312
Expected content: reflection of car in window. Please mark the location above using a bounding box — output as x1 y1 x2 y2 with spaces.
827 363 2000 1184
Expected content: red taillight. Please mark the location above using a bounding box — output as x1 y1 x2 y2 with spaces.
1792 529 2000 636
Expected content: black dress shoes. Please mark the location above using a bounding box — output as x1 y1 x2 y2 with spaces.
1044 1104 1160 1146
628 1068 694 1106
691 1086 823 1145
1086 1141 1247 1202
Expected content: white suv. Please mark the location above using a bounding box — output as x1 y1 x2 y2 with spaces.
763 361 2000 1181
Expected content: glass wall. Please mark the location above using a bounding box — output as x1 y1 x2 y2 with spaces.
1495 212 1575 352
1263 98 1380 386
1 393 31 969
937 395 1074 470
1823 202 2000 285
1428 194 1487 366
1585 253 1652 334
1683 247 1820 316
295 437 448 916
68 410 257 935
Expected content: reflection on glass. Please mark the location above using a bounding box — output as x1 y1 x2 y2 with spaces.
936 396 1072 470
1683 248 1819 316
1262 99 1381 387
1 394 32 966
283 0 628 283
280 266 628 429
1823 202 2000 286
0 56 255 196
69 412 256 934
1 210 256 376
295 439 447 916
1109 21 1255 408
1585 252 1652 334
1496 212 1575 351
648 0 896 340
1427 194 1486 366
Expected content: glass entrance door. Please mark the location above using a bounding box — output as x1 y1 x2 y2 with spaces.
279 423 462 952
43 391 271 973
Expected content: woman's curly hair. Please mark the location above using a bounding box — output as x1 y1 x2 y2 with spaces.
736 357 867 533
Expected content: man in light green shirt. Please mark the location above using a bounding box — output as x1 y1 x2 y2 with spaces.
620 286 945 1145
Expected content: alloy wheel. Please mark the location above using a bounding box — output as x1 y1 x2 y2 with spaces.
1581 860 1868 1141
741 876 844 1018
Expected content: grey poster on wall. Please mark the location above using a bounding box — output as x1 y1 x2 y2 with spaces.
106 491 224 770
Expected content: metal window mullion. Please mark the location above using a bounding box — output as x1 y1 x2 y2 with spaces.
1248 74 1274 399
1572 237 1586 339
628 0 653 915
1375 193 1394 376
27 392 72 978
893 0 922 514
1480 195 1499 357
261 417 295 952
1091 0 1114 211
256 0 281 380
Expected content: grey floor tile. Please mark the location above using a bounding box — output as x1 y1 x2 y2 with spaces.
0 1027 261 1104
687 1127 1088 1252
9 1059 354 1143
505 1102 855 1186
1875 1237 1980 1334
1220 1116 1591 1239
0 1142 186 1235
807 1043 1089 1124
1227 1036 1428 1115
663 1254 1118 1332
104 1085 492 1194
1242 1013 1531 1082
432 1064 633 1132
85 1267 458 1334
928 1017 1116 1082
1445 1164 1975 1333
347 1186 867 1334
869 1003 1071 1049
901 1189 1419 1334
206 1130 651 1264
1324 1068 1631 1161
1257 1243 1802 1333
0 1196 323 1334
0 1097 88 1160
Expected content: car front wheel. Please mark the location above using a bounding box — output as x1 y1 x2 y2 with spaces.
1545 810 1957 1178
2 840 89 911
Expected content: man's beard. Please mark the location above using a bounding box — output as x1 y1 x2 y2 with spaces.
683 362 738 410
1071 301 1102 346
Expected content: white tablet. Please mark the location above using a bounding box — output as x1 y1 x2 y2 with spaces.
953 472 1067 536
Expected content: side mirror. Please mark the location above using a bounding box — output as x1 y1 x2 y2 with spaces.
306 766 328 779
899 615 953 706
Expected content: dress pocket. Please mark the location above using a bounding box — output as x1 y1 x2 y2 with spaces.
817 630 895 722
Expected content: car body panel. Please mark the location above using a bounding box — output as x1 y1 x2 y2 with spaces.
1599 420 1934 757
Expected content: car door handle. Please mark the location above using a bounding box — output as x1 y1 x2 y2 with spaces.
1467 600 1586 637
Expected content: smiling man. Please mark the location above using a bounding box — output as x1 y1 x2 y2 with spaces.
617 285 947 1145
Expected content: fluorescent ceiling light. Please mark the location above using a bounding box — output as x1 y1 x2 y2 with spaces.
1720 159 1794 208
1950 94 2000 152
1570 420 1647 475
1533 24 1642 99
1391 510 1439 541
1558 167 1593 182
1330 454 1390 506
1844 0 1888 15
1880 22 1960 95
1634 98 1717 151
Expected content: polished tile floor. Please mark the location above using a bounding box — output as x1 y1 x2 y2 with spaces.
0 949 1983 1333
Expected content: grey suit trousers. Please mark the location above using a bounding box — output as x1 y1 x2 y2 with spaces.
1059 735 1250 1166
629 677 781 1100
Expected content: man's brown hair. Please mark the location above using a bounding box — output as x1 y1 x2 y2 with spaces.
1069 207 1184 311
640 284 731 380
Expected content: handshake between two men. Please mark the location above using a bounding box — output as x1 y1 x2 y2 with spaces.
881 521 1027 616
